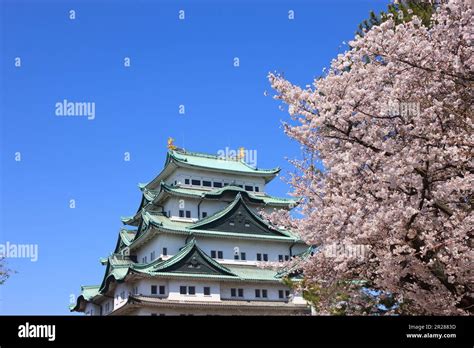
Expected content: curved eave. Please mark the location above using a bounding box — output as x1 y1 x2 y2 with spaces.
129 271 283 283
121 215 141 227
70 286 102 312
153 182 298 208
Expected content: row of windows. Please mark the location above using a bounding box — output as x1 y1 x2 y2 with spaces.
180 178 260 192
170 210 209 219
180 286 211 296
210 250 224 259
256 253 290 262
142 250 290 264
230 288 291 299
210 251 290 262
129 285 289 302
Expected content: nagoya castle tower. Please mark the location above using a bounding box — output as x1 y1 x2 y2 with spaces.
71 140 311 315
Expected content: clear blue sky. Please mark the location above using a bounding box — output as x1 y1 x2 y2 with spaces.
0 0 388 314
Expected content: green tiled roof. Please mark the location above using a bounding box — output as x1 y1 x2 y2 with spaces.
119 229 136 246
69 285 101 311
168 150 280 176
145 149 281 190
80 285 101 300
226 265 281 281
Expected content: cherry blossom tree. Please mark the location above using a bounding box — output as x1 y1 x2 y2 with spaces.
0 257 13 285
268 0 473 315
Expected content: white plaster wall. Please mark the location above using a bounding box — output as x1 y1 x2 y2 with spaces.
135 233 307 265
84 302 101 316
194 237 305 263
134 278 169 297
167 279 221 302
131 278 221 302
136 233 186 263
163 196 200 221
113 282 132 311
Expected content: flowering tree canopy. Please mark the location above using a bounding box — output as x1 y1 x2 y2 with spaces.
269 0 473 315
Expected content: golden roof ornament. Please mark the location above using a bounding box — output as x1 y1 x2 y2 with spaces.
238 147 245 161
167 137 177 150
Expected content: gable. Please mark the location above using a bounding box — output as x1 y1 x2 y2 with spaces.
191 196 286 237
164 248 228 275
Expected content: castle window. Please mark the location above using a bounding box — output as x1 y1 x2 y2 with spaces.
180 286 186 295
223 182 229 186
204 287 211 296
278 255 284 262
188 286 196 295
191 179 201 186
231 288 244 298
202 212 208 218
254 186 260 192
285 255 290 261
213 182 222 188
263 254 268 261
257 253 262 261
151 285 157 295
278 290 284 299
262 289 268 298
211 250 216 258
255 289 261 298
241 252 246 260
151 251 155 260
285 290 290 298
179 210 184 218
217 251 223 259
162 247 168 256
203 180 212 187
185 179 190 185
245 185 253 191
159 286 166 295
185 210 191 218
